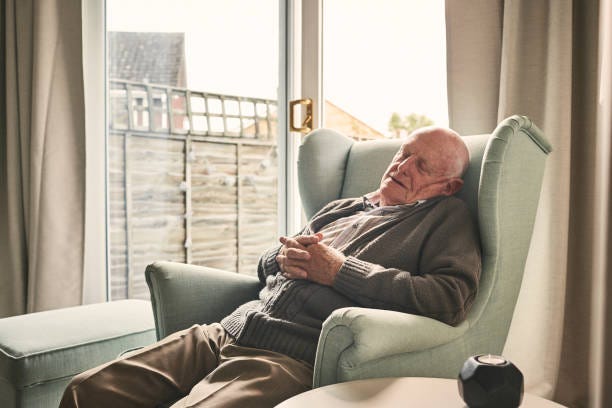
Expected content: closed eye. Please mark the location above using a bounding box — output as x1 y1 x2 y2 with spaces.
416 159 429 174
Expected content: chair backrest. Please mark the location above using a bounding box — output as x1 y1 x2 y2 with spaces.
298 115 552 352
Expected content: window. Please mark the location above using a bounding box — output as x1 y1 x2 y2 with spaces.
106 0 280 300
322 0 448 138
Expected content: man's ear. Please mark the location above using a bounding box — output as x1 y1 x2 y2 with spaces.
442 178 464 196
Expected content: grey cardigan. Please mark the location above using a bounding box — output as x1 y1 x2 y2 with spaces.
221 196 481 365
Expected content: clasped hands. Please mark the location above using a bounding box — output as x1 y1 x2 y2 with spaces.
275 233 345 286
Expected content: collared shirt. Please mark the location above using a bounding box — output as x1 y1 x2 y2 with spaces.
319 196 426 251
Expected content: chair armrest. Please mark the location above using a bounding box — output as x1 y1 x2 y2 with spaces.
313 307 469 387
145 261 262 339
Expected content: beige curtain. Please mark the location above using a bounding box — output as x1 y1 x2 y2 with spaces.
0 0 86 317
446 0 612 406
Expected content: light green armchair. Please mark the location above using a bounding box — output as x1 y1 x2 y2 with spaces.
145 115 551 389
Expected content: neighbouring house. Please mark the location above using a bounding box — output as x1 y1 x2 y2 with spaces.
109 31 384 140
324 100 384 140
109 31 187 130
108 31 187 86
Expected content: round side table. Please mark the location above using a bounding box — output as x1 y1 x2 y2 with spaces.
276 377 566 407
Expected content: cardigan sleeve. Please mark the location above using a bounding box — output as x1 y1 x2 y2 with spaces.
332 200 481 326
257 244 283 284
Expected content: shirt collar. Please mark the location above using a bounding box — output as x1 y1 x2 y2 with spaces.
362 195 426 212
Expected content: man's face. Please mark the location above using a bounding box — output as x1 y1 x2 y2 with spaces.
379 130 463 206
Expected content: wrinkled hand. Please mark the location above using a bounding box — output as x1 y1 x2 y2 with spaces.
276 233 345 286
276 234 321 278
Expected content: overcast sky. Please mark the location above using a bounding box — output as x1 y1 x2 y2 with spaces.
107 0 447 135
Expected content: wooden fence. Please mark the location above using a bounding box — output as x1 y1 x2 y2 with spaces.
108 79 278 300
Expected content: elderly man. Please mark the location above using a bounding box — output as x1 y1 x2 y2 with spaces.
60 127 481 408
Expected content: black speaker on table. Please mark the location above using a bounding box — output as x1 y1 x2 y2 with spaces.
457 354 524 408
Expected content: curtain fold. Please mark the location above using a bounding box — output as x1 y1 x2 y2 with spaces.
598 4 612 402
446 0 612 406
0 0 86 317
554 2 602 406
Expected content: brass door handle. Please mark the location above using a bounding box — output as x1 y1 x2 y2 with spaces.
289 98 313 133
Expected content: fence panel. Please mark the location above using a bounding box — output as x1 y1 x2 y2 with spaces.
108 80 278 299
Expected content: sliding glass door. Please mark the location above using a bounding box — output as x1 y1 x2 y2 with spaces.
105 0 288 300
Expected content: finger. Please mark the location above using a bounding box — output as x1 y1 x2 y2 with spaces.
294 235 321 245
282 257 308 269
276 255 304 273
276 254 287 271
285 248 311 260
283 265 308 279
283 238 307 250
281 234 321 246
279 235 306 245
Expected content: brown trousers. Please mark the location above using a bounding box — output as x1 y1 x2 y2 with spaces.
59 324 313 408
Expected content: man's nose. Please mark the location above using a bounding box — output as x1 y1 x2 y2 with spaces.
397 156 413 174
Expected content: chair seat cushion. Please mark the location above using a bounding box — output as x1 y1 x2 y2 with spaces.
0 300 155 391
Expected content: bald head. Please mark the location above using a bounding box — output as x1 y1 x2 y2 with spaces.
377 126 469 205
407 126 469 178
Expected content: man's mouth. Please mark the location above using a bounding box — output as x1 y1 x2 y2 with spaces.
390 176 407 189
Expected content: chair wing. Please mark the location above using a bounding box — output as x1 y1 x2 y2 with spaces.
298 128 354 219
299 115 552 386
